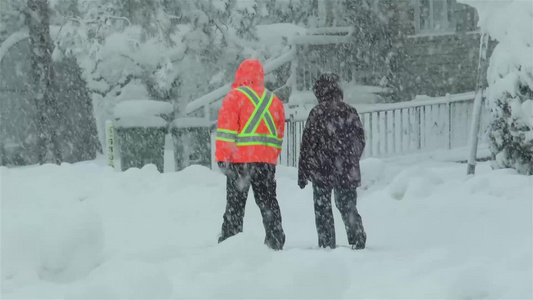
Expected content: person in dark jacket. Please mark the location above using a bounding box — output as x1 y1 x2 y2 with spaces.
298 73 366 250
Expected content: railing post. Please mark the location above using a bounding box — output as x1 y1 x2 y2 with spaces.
400 109 404 153
422 106 426 149
446 93 452 149
392 110 396 154
368 113 373 157
376 112 381 156
407 108 415 151
384 111 388 156
290 114 296 167
417 107 422 151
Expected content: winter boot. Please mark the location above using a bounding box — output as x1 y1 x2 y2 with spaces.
351 231 366 250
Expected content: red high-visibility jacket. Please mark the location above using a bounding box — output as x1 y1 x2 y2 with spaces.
215 59 285 164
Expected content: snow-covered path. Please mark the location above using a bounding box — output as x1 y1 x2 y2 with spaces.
1 156 532 299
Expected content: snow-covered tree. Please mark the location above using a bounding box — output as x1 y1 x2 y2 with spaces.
264 0 317 26
54 55 102 162
27 0 62 164
170 0 262 113
461 0 533 174
0 0 26 41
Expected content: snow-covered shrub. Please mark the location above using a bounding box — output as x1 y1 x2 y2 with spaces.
462 0 533 174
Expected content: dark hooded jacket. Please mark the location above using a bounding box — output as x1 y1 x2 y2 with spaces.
298 74 366 189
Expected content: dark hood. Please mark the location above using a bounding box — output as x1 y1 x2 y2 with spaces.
231 59 264 89
313 73 343 103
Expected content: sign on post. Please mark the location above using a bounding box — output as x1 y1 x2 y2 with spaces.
105 120 115 168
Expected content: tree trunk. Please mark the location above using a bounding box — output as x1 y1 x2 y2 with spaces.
27 0 62 164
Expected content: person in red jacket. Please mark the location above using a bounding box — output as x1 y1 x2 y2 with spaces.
215 59 286 250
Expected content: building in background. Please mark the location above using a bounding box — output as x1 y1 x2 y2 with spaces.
290 0 488 104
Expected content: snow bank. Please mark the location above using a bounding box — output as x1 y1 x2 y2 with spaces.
38 202 104 283
387 167 443 200
1 158 531 299
359 158 386 190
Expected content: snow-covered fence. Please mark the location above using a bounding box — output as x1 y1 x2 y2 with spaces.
280 91 490 166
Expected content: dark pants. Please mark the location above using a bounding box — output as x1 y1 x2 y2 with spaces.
219 163 285 250
313 185 366 249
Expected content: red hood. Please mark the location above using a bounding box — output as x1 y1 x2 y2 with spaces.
231 59 264 89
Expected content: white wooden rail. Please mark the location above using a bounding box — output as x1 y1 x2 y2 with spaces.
280 92 490 167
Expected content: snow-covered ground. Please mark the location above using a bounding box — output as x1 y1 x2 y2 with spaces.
1 155 531 299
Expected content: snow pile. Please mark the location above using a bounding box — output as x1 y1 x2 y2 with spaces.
460 0 533 174
1 158 531 299
387 167 443 200
114 100 174 119
113 100 173 128
359 158 386 190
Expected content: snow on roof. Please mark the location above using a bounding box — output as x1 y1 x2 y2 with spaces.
114 100 174 119
115 116 168 128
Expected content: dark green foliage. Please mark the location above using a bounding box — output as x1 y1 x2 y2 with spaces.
117 127 167 172
171 126 211 171
488 89 533 175
27 0 62 164
54 56 102 163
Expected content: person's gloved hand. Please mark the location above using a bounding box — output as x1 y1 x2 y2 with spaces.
218 161 230 175
298 176 307 189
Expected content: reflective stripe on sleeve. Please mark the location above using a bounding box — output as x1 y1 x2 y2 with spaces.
216 129 237 142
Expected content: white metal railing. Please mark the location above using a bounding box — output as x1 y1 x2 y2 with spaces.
279 92 490 167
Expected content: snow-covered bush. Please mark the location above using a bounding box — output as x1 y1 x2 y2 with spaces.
49 0 271 144
461 0 533 174
2 0 315 151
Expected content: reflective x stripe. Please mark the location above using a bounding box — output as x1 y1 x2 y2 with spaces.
216 129 237 142
236 87 277 136
236 135 283 149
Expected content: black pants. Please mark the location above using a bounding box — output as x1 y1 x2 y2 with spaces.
219 163 285 250
313 185 366 249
